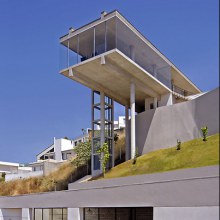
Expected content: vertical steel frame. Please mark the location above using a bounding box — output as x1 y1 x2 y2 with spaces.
91 90 114 176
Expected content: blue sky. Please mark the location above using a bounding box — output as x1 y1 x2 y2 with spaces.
0 0 219 163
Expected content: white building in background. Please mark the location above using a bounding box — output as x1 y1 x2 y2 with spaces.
95 116 126 130
3 130 92 181
36 130 91 163
0 161 31 175
0 161 32 181
29 131 91 174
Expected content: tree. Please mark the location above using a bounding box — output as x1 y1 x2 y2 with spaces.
114 133 119 144
97 143 110 175
72 141 91 174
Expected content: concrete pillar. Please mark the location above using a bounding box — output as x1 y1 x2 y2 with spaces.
22 208 32 220
125 105 130 160
145 98 148 111
130 82 136 159
68 208 83 220
154 97 158 109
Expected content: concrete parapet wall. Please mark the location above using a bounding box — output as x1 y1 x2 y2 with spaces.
5 171 43 182
0 209 22 220
43 161 63 176
136 87 219 154
0 166 218 208
154 207 219 220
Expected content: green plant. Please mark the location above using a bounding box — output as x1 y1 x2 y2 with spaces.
132 148 139 165
97 143 110 175
72 141 91 174
201 126 208 141
0 172 6 182
177 139 181 150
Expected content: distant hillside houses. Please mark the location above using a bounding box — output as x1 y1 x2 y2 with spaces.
1 116 125 181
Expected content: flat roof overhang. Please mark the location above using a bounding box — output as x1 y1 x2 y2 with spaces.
60 10 201 95
60 49 171 110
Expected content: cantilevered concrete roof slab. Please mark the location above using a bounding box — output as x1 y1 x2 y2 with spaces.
60 49 171 110
60 10 201 100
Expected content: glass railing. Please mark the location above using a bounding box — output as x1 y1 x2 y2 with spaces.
172 84 192 97
60 16 172 89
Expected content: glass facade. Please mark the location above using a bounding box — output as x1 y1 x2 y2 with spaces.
60 16 171 89
34 208 67 220
84 207 153 220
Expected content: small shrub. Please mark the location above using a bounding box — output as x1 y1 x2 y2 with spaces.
201 126 208 141
177 139 181 150
97 143 110 175
1 172 6 182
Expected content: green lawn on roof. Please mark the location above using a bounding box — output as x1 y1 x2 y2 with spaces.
104 133 219 179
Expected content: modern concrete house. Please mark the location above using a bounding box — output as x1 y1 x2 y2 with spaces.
58 10 216 176
0 10 219 220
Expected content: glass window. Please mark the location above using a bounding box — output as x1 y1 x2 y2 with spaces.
42 209 52 220
79 28 94 61
93 155 100 170
34 208 67 220
100 208 115 220
116 208 131 220
53 209 62 220
106 17 116 51
84 208 98 220
35 209 42 220
95 22 106 55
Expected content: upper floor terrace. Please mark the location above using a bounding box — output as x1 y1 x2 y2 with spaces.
59 10 201 109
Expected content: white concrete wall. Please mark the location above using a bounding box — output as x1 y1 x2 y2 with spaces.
60 139 74 152
22 209 32 220
0 165 18 174
0 209 22 220
5 171 43 182
118 116 126 128
68 208 83 220
154 207 219 220
54 139 62 161
158 93 173 107
17 167 32 173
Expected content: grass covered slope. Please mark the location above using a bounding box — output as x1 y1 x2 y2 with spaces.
104 134 219 179
0 162 75 196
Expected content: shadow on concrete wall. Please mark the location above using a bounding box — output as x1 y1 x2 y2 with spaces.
136 88 219 155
